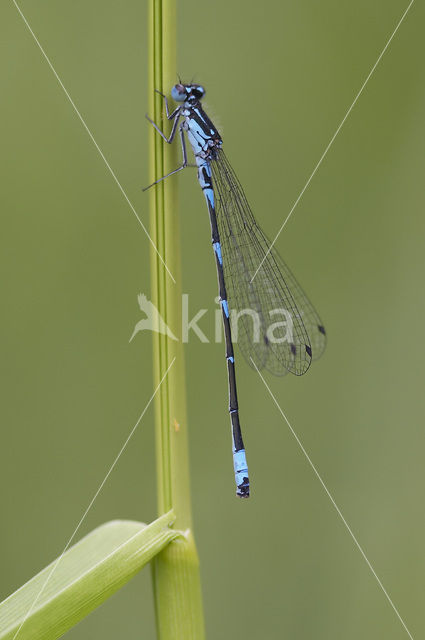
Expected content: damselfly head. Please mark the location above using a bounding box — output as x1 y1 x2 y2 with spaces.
171 83 205 103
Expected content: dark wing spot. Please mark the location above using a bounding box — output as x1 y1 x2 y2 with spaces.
318 325 326 335
305 345 312 358
264 336 269 346
290 343 296 355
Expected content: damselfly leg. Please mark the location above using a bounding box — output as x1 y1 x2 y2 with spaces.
143 92 189 191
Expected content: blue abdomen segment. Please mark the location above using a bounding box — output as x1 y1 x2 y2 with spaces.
221 298 229 318
233 448 249 498
213 241 223 265
196 157 215 210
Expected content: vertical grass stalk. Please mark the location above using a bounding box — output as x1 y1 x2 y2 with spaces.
148 1 205 637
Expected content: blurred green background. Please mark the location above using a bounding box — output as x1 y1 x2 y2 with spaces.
1 1 424 638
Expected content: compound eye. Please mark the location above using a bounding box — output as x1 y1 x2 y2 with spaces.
191 85 205 99
171 84 187 102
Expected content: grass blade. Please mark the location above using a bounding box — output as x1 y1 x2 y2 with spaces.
0 511 177 640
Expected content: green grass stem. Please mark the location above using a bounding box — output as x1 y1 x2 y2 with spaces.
148 2 206 638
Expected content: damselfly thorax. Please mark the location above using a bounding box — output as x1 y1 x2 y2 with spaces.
181 104 222 160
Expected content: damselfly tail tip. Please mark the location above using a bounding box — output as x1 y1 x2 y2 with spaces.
236 480 250 498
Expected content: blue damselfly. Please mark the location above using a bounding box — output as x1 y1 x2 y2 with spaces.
144 83 326 498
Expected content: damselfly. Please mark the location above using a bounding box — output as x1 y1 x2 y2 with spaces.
144 83 326 498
